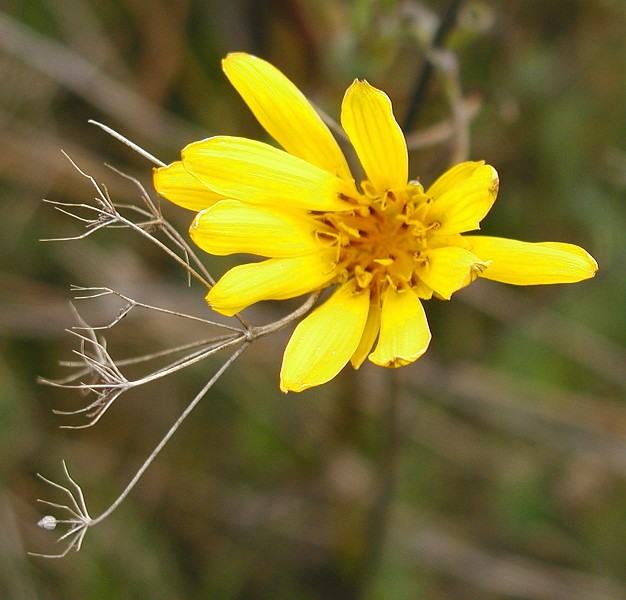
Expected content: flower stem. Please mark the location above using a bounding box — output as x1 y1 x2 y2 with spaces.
403 0 464 132
352 369 403 599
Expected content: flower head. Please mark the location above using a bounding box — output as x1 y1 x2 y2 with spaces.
154 53 598 392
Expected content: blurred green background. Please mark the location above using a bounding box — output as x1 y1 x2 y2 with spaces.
1 0 625 598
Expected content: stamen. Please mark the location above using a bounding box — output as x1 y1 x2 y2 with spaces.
321 182 444 296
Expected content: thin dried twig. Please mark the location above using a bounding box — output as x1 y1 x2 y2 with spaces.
89 120 165 167
41 152 214 290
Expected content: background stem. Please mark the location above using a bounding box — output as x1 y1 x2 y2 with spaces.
402 0 464 132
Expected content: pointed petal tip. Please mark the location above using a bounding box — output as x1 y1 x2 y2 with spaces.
223 51 244 61
153 160 223 212
279 378 312 393
368 331 431 367
587 253 599 277
222 51 257 72
347 78 372 90
205 291 239 318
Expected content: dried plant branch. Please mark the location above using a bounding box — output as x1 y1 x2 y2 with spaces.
70 286 238 330
33 282 324 556
92 122 219 290
89 120 165 167
32 343 246 558
40 313 245 428
39 309 130 427
40 287 322 426
104 161 217 288
41 152 214 290
29 461 92 559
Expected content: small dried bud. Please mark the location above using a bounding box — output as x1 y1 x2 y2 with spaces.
38 515 58 531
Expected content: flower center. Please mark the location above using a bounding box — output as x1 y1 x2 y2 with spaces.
318 182 437 297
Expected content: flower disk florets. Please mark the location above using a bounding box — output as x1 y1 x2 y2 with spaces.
323 183 446 298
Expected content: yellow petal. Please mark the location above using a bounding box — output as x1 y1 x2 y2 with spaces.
223 53 352 181
426 161 485 199
190 200 321 257
369 287 431 367
153 161 223 211
207 251 337 316
426 233 471 250
182 136 355 211
417 246 488 300
425 162 499 234
341 80 408 193
280 280 370 392
350 299 381 369
467 237 599 285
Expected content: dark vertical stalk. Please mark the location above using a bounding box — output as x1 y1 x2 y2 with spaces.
402 0 464 132
350 369 402 599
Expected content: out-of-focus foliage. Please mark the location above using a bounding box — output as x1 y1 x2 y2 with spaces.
1 0 625 598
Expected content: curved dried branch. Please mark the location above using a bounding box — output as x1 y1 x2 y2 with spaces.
42 153 213 290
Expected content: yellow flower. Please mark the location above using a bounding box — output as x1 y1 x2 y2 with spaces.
154 52 598 392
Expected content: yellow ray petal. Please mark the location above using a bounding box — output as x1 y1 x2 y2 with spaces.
223 53 352 181
341 80 408 194
190 200 321 257
280 280 370 392
426 233 471 250
182 136 355 212
350 299 381 369
207 251 337 316
467 237 598 285
425 162 499 235
426 161 485 198
153 161 223 211
417 246 488 300
369 287 431 367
